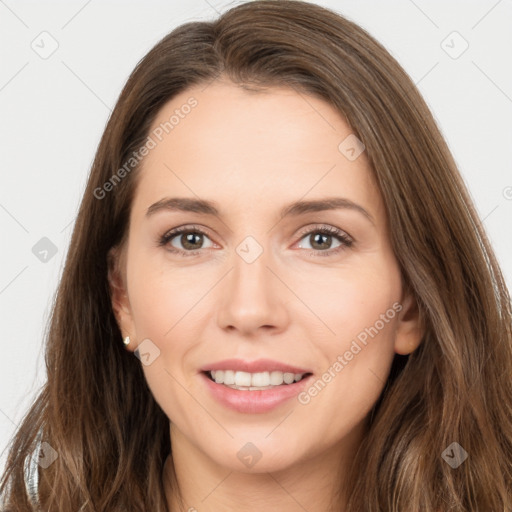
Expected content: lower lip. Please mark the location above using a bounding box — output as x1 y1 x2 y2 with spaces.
200 372 314 414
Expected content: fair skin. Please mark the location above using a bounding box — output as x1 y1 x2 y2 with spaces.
108 80 423 512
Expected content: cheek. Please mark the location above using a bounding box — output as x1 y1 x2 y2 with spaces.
298 254 402 404
296 302 400 445
303 257 401 346
125 251 210 397
126 246 203 341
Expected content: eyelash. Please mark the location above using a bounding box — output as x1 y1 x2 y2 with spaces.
157 224 354 258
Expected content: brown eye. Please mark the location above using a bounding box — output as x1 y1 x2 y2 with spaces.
308 232 336 250
159 226 214 256
176 232 205 250
296 226 353 257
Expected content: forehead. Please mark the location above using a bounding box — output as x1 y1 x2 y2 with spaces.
131 80 382 222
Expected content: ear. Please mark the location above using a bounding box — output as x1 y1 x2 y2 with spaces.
393 284 424 356
107 245 137 352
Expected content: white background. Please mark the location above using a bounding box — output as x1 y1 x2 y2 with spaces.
1 0 511 474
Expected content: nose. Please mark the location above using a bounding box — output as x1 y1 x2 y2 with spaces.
216 245 290 337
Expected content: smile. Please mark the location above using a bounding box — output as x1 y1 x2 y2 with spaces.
200 371 314 414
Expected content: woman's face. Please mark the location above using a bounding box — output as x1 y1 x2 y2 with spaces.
109 80 422 473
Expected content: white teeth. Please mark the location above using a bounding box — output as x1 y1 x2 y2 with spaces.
235 371 252 387
283 373 295 384
251 372 268 387
208 370 307 387
270 371 284 385
223 370 235 385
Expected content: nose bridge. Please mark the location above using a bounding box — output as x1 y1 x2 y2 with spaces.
216 235 288 334
232 239 271 296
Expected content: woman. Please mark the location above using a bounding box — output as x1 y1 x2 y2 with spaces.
1 1 511 510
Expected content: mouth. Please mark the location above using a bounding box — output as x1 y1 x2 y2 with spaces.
202 369 314 391
200 369 315 413
198 358 315 413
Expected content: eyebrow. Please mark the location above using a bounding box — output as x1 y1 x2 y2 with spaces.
145 196 374 225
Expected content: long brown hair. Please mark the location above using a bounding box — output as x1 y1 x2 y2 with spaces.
2 1 511 510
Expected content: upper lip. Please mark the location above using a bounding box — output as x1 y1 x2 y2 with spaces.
200 358 312 374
